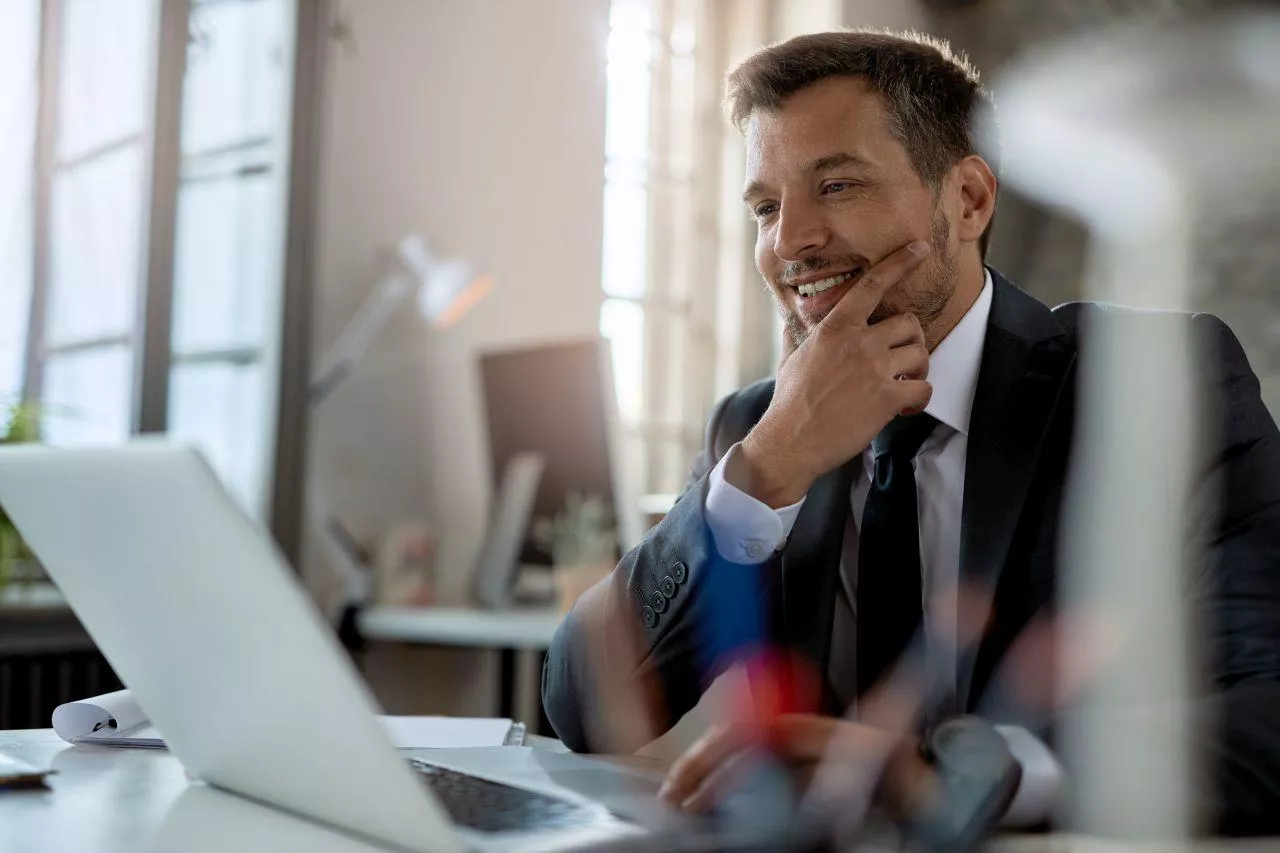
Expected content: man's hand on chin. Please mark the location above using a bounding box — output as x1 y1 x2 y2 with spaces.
656 713 935 819
735 240 935 510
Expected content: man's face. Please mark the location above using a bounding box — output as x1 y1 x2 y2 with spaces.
744 77 960 349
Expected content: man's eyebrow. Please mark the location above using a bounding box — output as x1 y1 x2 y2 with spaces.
805 151 872 174
742 152 873 202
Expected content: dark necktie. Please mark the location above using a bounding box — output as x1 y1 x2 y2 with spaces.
855 412 937 698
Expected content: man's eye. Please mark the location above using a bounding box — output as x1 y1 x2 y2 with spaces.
823 182 851 194
753 203 778 219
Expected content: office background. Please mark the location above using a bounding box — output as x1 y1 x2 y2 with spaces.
1 0 1277 729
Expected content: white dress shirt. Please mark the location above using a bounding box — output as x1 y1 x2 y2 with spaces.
703 270 1060 826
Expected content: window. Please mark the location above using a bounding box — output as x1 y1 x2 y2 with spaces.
2 0 303 523
601 0 713 506
40 0 156 447
0 2 41 399
167 0 295 516
600 0 774 529
600 0 651 499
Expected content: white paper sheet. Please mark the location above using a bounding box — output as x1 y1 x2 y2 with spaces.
51 690 521 749
51 689 164 747
379 716 521 749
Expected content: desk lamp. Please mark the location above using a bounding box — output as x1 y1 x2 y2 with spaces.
308 235 490 637
310 235 491 405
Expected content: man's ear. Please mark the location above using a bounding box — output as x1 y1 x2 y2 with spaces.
953 155 998 248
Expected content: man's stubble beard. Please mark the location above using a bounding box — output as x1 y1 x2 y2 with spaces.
776 208 957 351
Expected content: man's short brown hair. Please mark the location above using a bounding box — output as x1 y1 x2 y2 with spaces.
726 29 996 254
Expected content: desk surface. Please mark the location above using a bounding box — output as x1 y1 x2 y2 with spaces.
358 606 563 649
3 729 1275 853
0 729 389 853
0 728 569 853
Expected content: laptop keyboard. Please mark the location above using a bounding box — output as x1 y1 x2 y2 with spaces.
408 758 612 833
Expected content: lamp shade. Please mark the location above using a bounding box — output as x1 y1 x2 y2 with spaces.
395 235 492 329
310 235 490 405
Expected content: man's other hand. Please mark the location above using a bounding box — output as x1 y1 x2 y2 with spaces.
657 713 933 817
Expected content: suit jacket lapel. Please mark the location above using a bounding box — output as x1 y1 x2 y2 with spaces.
779 455 858 706
956 270 1075 706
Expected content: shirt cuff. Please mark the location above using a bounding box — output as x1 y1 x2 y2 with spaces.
705 443 806 564
994 725 1063 827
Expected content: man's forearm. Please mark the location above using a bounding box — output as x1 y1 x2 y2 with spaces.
543 570 666 754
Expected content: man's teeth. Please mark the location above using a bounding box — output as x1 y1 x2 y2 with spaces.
797 271 855 297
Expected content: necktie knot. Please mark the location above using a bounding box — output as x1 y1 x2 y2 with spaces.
872 412 938 462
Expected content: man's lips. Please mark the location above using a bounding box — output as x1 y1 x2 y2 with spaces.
783 268 861 293
780 269 864 321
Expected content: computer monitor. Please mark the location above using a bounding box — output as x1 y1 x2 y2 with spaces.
478 339 625 566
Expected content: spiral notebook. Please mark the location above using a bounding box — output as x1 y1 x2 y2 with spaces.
52 689 525 750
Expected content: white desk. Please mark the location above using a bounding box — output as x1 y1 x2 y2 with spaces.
357 607 563 726
0 729 380 852
3 729 1275 853
0 728 574 853
358 606 562 649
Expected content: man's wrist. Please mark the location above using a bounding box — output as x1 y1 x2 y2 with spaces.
734 434 812 508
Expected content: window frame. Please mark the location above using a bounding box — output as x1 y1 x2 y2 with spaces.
14 0 320 563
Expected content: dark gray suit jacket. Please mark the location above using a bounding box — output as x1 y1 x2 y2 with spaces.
543 271 1280 833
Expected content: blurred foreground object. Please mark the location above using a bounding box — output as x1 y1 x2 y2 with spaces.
988 8 1280 838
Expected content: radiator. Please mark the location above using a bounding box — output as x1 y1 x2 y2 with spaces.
0 651 123 731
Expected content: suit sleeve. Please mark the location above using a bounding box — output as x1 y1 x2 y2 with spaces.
1189 313 1280 834
542 383 775 753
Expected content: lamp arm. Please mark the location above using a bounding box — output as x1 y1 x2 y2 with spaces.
309 273 417 406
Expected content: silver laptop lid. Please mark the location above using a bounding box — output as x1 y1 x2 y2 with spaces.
0 442 459 853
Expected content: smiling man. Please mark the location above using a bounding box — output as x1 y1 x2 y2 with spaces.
543 30 1280 837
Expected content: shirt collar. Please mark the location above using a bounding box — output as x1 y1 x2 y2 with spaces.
923 268 993 437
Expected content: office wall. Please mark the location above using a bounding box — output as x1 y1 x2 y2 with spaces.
306 0 608 612
841 0 926 29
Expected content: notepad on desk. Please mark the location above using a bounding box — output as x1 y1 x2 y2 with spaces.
51 689 524 749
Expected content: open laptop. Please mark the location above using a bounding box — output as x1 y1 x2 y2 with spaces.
0 443 660 852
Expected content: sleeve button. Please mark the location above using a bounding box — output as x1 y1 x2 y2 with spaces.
650 591 668 613
659 576 676 598
642 606 657 628
672 561 688 584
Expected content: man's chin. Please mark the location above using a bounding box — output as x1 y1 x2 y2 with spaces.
782 312 808 350
784 300 901 340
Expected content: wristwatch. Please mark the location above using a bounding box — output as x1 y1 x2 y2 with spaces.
906 716 1023 851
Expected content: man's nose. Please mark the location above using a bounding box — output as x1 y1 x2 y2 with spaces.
772 200 830 261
